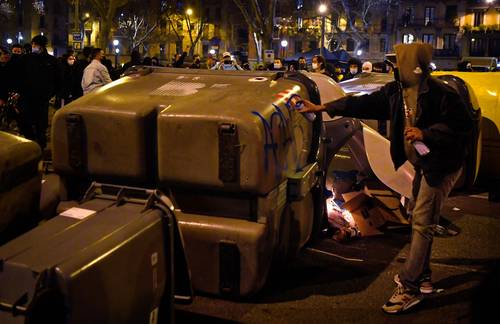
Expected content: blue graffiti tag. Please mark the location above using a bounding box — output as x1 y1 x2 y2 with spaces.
252 103 293 179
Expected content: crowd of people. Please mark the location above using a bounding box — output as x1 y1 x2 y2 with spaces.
1 34 381 151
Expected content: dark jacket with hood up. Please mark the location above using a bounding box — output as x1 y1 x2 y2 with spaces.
324 75 473 186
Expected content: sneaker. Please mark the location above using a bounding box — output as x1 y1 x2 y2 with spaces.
382 280 423 314
394 274 434 294
419 279 433 294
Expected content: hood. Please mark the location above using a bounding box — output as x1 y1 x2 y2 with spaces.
394 43 433 87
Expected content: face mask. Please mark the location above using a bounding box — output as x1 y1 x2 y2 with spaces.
274 63 282 69
350 68 358 75
312 63 319 70
67 59 75 66
31 46 41 54
223 64 233 69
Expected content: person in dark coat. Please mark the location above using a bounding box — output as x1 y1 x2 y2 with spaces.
311 55 338 82
172 52 187 68
122 50 142 73
344 58 362 81
59 53 81 105
16 35 62 149
73 46 92 98
189 54 201 69
297 43 473 314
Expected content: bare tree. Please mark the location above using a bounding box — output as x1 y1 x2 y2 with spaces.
118 13 158 51
161 0 205 57
86 0 129 49
0 0 14 23
232 0 278 62
326 0 399 51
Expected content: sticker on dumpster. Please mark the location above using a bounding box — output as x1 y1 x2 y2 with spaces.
150 81 206 96
210 83 231 88
60 207 96 220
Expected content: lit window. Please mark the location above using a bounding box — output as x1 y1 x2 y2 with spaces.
403 34 415 44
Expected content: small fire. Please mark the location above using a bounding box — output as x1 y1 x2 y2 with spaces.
326 187 357 228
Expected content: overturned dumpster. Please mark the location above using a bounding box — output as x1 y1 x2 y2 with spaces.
52 68 334 297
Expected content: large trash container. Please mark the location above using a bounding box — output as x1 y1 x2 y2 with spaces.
50 68 327 297
0 132 41 244
0 183 192 324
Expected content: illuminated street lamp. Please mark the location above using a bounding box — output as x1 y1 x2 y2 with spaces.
6 38 13 45
113 39 119 46
356 49 363 56
84 12 90 18
281 39 288 58
318 4 327 14
318 3 328 57
186 8 193 16
209 49 216 55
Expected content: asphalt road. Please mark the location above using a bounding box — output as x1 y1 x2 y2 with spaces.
176 192 500 323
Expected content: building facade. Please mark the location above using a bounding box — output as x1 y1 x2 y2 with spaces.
2 0 69 56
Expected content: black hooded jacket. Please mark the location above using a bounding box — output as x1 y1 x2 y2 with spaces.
324 76 473 186
17 51 62 101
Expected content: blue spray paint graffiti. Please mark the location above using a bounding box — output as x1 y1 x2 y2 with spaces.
252 102 294 179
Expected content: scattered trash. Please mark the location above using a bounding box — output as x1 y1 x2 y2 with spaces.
435 288 445 293
435 224 459 237
332 226 360 242
452 207 461 211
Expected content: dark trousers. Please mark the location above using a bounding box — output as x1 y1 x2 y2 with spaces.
18 97 49 149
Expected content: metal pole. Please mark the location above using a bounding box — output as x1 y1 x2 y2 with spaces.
320 15 326 57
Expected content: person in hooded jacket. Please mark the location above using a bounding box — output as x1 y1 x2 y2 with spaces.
296 43 473 314
344 58 362 80
16 35 62 149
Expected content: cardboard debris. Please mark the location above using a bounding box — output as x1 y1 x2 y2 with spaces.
341 186 409 237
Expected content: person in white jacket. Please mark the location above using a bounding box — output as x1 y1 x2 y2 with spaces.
81 48 112 94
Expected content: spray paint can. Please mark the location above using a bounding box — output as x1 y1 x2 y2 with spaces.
289 95 316 122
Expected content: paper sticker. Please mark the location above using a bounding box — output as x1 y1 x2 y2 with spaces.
150 81 205 96
60 207 96 220
210 83 231 88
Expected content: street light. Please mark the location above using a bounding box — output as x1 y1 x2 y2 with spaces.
6 38 13 45
209 49 216 55
356 49 363 56
113 39 119 46
281 40 288 58
318 4 327 14
186 8 193 16
114 48 120 67
318 3 328 57
84 12 90 18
